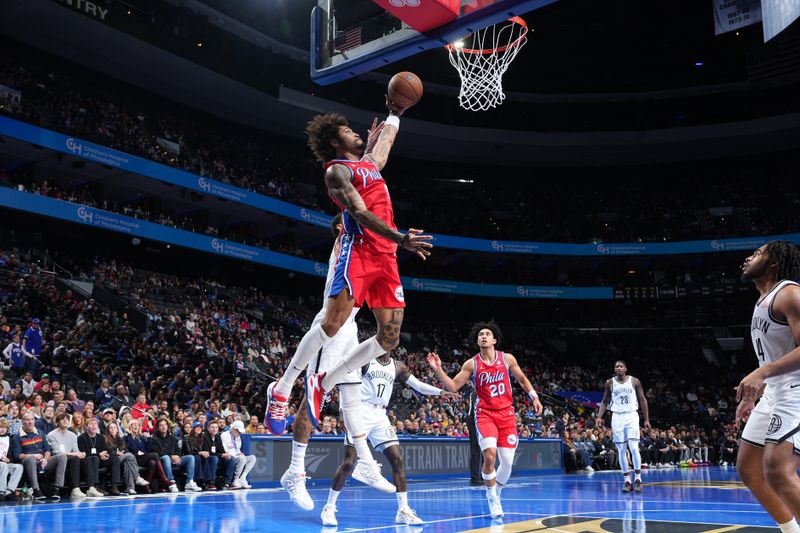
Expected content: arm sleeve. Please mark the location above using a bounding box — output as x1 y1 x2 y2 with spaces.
2 344 11 359
404 375 443 397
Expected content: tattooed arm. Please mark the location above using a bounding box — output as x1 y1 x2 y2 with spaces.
325 164 433 260
364 120 397 171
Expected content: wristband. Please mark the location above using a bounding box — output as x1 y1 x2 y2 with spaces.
528 390 539 401
385 114 400 130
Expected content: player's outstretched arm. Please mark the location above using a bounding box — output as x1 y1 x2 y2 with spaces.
505 353 543 415
633 377 650 429
595 379 612 426
325 164 433 260
426 352 473 392
396 361 459 400
737 285 800 402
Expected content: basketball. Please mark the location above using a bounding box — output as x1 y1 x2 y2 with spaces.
387 71 423 109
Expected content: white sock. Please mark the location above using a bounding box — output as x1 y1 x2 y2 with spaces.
275 325 330 397
290 440 307 473
635 471 642 481
353 436 372 462
396 492 408 509
486 484 497 499
327 489 340 506
778 519 800 533
322 337 385 390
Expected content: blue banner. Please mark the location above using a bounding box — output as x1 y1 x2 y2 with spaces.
553 391 604 407
0 189 613 299
3 116 795 256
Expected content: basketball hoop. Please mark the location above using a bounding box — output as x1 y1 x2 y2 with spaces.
445 17 528 111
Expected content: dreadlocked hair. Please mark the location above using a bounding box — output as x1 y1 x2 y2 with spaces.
305 113 348 165
765 240 800 281
469 320 503 346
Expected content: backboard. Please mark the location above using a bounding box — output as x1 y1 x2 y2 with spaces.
310 0 560 85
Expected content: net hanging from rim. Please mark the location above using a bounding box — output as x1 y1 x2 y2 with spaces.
445 16 528 112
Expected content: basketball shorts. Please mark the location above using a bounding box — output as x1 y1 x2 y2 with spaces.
740 387 774 448
329 234 405 309
344 403 398 452
475 407 518 451
611 411 641 443
308 306 361 386
762 382 800 454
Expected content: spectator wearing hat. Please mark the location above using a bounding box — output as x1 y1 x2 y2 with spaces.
220 420 256 489
22 318 42 372
99 408 116 435
34 373 50 393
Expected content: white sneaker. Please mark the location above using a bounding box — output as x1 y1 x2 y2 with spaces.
185 480 202 492
71 487 87 499
395 507 423 525
239 479 252 489
136 477 150 487
86 486 104 498
231 480 243 489
488 496 504 518
281 470 314 510
585 465 595 472
169 482 179 493
352 459 396 493
321 504 338 526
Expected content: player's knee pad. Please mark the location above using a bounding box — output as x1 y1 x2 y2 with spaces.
496 447 516 485
481 470 497 481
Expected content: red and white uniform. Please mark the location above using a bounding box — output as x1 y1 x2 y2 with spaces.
325 157 405 309
472 350 517 450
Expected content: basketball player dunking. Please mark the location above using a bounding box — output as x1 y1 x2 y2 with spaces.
735 240 800 533
596 360 650 493
264 99 432 490
427 321 543 519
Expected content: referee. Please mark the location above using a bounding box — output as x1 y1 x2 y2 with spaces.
466 388 482 485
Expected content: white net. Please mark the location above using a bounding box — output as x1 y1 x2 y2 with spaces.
446 17 528 112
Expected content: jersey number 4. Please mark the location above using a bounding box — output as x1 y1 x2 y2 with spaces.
489 383 507 397
756 337 765 362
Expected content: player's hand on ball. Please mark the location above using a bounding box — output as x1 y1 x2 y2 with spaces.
385 95 407 116
426 352 442 371
400 228 433 260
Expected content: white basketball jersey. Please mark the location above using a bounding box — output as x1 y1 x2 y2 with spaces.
361 358 396 408
610 376 638 413
313 238 359 327
751 280 800 387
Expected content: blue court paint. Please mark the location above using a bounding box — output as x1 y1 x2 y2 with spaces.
0 467 777 533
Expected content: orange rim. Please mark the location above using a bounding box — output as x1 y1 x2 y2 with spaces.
445 16 528 55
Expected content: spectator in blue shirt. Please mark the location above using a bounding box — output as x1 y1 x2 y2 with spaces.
22 318 42 372
3 334 24 372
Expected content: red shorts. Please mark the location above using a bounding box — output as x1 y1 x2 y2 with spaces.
475 406 518 450
330 235 405 309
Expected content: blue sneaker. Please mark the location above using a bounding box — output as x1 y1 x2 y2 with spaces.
265 381 288 435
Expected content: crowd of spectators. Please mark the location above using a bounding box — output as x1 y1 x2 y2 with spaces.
2 52 800 247
0 245 754 502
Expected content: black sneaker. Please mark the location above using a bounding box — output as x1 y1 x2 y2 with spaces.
49 494 61 502
622 481 633 493
634 479 643 493
33 489 47 501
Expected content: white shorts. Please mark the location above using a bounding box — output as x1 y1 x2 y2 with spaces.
763 382 800 453
741 389 774 448
611 411 640 443
308 307 361 386
344 403 398 452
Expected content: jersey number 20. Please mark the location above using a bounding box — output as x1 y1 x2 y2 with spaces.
489 383 506 397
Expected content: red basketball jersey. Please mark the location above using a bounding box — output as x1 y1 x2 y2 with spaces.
325 157 397 254
472 351 514 411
